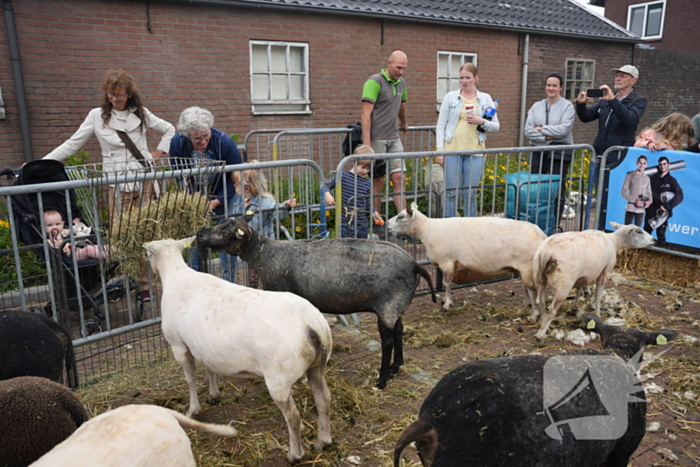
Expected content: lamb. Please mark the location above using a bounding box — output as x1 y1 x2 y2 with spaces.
387 203 546 311
30 404 237 467
393 313 677 467
143 237 332 464
0 310 78 388
196 213 437 389
0 376 89 467
532 222 655 340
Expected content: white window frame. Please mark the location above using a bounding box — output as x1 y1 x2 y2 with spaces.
436 51 478 110
627 0 666 40
249 40 311 115
564 59 596 101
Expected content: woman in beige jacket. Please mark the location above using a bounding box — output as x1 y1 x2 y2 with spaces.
44 69 175 300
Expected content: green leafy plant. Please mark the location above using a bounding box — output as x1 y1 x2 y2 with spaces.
0 219 47 292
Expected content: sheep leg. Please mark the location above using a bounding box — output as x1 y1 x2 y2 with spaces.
535 290 567 341
306 366 332 450
572 288 583 313
267 384 304 463
390 317 404 374
594 274 607 317
531 279 547 323
441 269 454 311
376 319 395 389
171 345 201 417
205 369 220 405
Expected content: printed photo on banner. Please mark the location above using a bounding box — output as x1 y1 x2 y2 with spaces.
605 147 697 253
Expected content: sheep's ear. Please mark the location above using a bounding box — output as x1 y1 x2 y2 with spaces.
143 243 155 254
609 221 622 230
181 236 197 250
243 210 256 223
582 313 605 332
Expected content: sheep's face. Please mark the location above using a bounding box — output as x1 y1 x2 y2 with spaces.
387 203 419 235
612 224 655 248
197 218 252 256
143 237 195 276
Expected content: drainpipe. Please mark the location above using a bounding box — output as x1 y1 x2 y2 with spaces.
3 0 33 163
518 33 529 147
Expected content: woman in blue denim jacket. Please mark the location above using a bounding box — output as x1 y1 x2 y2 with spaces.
436 63 499 217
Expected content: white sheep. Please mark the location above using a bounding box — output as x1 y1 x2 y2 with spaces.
532 222 655 340
143 237 333 464
30 404 236 467
387 203 547 311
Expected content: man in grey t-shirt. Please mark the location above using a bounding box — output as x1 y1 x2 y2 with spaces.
361 50 408 213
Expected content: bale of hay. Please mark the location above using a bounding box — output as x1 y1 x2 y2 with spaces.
109 192 210 279
616 249 700 287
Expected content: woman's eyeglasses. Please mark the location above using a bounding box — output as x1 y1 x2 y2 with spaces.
108 92 127 100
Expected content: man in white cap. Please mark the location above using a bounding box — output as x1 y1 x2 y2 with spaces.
576 65 647 229
576 65 647 155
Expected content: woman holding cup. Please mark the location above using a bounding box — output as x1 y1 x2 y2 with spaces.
436 63 499 217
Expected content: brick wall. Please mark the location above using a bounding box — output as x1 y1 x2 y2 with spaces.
604 0 700 52
526 34 636 148
0 0 636 167
633 48 700 133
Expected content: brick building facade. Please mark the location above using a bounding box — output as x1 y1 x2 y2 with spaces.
0 0 639 167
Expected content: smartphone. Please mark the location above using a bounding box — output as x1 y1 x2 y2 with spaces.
587 88 604 98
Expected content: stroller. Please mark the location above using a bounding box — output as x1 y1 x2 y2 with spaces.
1 160 144 336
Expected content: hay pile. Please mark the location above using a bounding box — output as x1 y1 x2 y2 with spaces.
108 192 211 278
617 249 700 288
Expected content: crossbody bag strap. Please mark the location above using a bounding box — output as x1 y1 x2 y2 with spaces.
116 130 151 171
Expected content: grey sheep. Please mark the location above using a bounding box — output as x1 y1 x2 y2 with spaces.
0 376 88 467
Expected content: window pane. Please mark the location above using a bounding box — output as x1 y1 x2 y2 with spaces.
565 82 574 99
289 75 304 99
629 7 645 36
437 78 448 99
450 78 460 93
646 4 663 36
566 61 574 80
450 56 461 76
271 75 287 100
582 62 593 80
271 46 287 72
438 54 448 76
252 75 269 99
252 45 269 73
289 47 305 73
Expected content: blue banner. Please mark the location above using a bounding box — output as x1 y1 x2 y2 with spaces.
605 147 698 252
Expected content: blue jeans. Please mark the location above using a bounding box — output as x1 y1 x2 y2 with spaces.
444 155 485 218
341 220 368 239
190 195 239 283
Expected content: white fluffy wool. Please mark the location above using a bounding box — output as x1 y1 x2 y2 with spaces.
564 329 597 346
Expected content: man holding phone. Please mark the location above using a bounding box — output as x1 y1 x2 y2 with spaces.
576 64 647 229
575 65 647 156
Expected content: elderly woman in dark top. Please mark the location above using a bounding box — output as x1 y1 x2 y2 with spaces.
169 106 243 282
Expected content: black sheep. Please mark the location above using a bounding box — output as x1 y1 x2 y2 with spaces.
196 215 436 389
0 310 78 388
0 376 88 467
394 314 677 467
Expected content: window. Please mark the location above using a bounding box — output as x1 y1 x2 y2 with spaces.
250 41 310 115
437 51 477 107
627 1 665 40
564 59 595 100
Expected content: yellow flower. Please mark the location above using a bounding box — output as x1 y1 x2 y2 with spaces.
295 226 302 232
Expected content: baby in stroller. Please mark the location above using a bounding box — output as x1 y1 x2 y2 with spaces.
44 210 110 260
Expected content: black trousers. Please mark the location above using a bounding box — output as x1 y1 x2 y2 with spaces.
529 151 571 229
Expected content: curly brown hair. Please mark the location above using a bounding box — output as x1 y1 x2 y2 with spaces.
100 69 146 133
645 112 695 149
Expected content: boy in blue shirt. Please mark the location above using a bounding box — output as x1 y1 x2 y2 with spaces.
322 145 383 238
